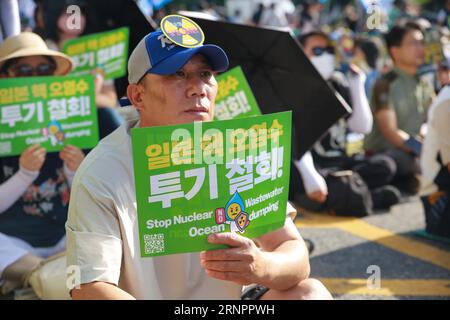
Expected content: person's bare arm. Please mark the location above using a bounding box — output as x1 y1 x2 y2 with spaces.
255 218 310 290
71 281 135 300
375 108 411 153
201 218 310 291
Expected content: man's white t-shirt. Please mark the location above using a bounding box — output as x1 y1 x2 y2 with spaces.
66 118 297 299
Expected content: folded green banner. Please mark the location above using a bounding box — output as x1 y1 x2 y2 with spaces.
131 111 292 257
0 75 99 156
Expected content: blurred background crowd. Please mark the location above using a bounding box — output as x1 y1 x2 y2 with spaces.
1 0 448 108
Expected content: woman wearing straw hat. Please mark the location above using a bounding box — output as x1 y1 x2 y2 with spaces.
0 32 85 295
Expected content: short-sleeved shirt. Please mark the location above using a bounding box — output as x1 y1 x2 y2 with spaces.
0 153 70 247
66 117 297 300
365 67 435 152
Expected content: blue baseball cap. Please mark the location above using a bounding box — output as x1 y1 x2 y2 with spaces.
127 29 229 84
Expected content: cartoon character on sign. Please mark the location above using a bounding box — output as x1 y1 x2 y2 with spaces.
42 121 65 146
215 192 250 234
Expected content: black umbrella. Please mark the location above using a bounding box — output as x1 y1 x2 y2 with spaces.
182 14 351 160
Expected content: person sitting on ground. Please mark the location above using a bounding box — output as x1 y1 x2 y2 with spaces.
291 30 401 213
66 27 333 300
0 32 85 295
365 21 436 195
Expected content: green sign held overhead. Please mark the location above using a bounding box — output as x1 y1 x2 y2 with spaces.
0 75 99 156
131 111 292 257
424 28 445 65
63 27 129 80
214 66 261 120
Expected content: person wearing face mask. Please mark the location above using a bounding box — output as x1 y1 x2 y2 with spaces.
291 30 401 212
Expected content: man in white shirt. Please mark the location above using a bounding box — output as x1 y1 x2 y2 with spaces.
66 24 332 300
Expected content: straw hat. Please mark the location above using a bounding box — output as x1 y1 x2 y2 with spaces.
0 32 73 75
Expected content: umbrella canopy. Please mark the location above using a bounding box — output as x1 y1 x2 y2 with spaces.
182 15 351 160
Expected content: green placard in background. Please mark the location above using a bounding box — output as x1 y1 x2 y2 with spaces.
424 28 444 65
63 27 129 80
0 75 99 156
214 66 262 120
131 111 292 257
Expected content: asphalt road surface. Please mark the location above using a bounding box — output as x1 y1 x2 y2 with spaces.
295 197 450 300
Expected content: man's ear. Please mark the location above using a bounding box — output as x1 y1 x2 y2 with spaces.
390 47 400 62
126 83 145 111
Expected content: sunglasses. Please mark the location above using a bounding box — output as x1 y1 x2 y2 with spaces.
9 63 56 77
311 46 335 56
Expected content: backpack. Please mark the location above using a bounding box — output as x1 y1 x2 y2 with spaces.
421 191 450 238
325 170 373 217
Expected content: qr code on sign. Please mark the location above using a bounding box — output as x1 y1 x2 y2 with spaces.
144 233 165 254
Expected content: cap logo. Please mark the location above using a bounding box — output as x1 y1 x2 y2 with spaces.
157 33 175 49
160 15 205 48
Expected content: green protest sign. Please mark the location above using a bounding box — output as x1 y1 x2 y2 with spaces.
424 28 444 65
63 27 129 80
131 111 292 257
214 66 261 120
0 75 99 156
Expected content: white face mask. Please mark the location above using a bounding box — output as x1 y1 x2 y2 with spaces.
310 53 335 80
